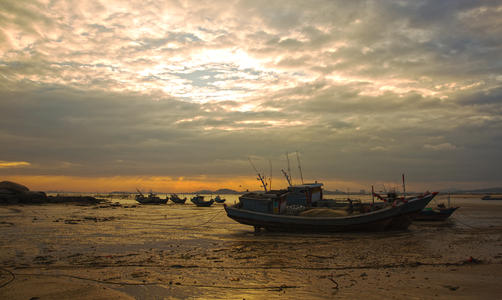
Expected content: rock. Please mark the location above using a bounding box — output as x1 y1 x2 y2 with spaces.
0 181 30 193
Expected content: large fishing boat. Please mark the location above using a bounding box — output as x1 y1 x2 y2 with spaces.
224 183 437 232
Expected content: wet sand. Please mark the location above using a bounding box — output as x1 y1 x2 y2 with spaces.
1 194 501 299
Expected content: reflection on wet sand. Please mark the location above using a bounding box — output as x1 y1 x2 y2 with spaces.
0 194 501 299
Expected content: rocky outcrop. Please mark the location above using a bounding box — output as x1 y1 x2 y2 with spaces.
0 181 104 204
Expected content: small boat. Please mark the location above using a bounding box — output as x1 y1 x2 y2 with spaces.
214 195 226 203
135 190 168 204
371 191 439 229
415 194 459 221
191 195 215 207
224 183 437 232
170 193 187 204
415 205 459 221
481 195 502 200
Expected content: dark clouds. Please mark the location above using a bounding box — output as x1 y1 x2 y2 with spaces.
1 0 502 189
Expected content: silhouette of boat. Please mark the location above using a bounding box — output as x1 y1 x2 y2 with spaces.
170 193 187 204
214 195 226 203
191 195 215 207
135 190 167 204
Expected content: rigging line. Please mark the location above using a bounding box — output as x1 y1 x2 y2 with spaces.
0 267 15 289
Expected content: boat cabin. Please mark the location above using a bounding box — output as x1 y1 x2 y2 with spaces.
286 183 323 206
238 183 324 214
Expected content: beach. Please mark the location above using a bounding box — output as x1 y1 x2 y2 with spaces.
1 194 501 299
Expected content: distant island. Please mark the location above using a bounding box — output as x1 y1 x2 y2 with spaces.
194 188 241 194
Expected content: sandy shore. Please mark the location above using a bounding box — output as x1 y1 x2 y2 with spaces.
1 195 501 299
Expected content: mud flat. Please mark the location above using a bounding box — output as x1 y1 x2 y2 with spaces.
0 195 501 299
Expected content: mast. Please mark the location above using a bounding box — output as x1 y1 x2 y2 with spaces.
281 152 293 187
371 186 375 204
248 158 268 192
296 151 304 184
269 159 273 191
402 173 406 198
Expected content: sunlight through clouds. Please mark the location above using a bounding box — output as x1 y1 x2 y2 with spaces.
1 0 502 191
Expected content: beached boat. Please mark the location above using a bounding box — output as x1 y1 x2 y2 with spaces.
170 193 187 204
214 195 226 203
224 184 437 232
135 189 167 204
415 205 459 221
415 194 459 221
191 195 215 207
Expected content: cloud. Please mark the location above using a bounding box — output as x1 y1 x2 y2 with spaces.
423 143 457 151
1 0 502 190
0 161 30 168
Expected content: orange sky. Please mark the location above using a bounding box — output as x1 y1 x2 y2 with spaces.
1 174 448 194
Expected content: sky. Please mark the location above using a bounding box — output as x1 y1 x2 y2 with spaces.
1 0 502 193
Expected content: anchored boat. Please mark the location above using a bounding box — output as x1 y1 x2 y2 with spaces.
224 183 437 232
191 195 215 207
135 190 168 204
170 193 187 204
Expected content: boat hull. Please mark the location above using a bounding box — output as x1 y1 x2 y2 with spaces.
386 192 438 230
225 204 404 232
136 199 168 204
414 207 458 221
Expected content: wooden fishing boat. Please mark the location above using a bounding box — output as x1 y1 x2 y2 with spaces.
415 205 459 221
214 195 226 203
415 192 459 221
224 188 437 232
170 193 187 204
135 191 168 204
384 192 438 229
191 195 215 207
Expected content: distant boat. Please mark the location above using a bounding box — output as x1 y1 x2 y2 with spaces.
191 195 215 207
135 189 167 204
481 195 502 200
170 193 187 204
214 195 226 203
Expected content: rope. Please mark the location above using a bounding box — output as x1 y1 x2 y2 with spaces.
0 267 15 288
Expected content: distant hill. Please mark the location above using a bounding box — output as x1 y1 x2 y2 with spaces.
194 188 241 194
214 188 240 194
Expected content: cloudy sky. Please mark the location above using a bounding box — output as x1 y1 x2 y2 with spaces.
1 0 501 192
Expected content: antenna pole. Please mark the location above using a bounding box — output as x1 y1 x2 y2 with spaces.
296 151 304 184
